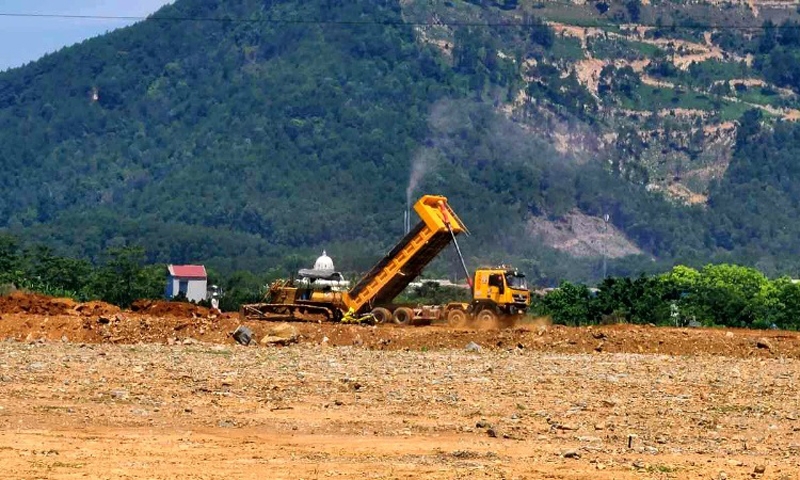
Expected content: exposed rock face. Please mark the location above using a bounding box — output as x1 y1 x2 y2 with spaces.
528 211 644 258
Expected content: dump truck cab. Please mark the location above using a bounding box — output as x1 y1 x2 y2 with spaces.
472 267 530 316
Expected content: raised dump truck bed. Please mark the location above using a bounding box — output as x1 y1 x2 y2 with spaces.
344 195 467 314
240 194 471 324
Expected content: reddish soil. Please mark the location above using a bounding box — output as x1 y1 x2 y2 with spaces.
0 292 80 316
130 298 211 318
0 302 798 358
1 293 800 479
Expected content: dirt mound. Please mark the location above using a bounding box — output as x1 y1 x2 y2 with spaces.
0 292 78 316
130 299 211 318
75 301 122 318
3 292 800 359
2 311 800 358
0 293 125 318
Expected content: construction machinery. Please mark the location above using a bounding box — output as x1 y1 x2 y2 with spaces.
447 265 530 324
241 194 530 324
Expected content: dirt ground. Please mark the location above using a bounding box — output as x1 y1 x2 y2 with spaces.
1 294 800 479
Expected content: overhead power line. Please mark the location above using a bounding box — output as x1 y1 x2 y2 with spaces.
0 11 797 30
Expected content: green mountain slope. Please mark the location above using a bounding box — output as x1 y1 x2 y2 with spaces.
1 0 455 267
3 0 800 283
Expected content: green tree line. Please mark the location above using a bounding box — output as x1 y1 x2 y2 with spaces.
5 230 800 331
0 234 284 310
0 235 162 307
537 264 800 330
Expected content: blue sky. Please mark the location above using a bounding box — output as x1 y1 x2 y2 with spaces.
0 0 173 71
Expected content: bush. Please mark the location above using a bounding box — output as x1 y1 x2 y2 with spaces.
537 264 798 330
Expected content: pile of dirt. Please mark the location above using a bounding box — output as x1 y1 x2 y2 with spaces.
0 292 78 316
74 301 122 318
0 292 123 318
278 321 800 358
3 293 800 359
130 299 211 318
66 311 234 344
1 310 799 358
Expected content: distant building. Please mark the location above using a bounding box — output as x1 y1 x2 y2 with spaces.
407 279 470 290
166 265 208 302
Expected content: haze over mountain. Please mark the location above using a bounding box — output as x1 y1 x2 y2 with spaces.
3 0 800 284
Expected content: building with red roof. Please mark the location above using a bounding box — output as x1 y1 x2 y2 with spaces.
166 264 208 302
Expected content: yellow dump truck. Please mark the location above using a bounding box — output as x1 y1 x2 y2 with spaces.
241 194 530 324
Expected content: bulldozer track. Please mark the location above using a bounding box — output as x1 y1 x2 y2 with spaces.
240 303 334 322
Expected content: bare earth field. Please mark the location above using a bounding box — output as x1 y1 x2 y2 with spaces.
1 295 799 479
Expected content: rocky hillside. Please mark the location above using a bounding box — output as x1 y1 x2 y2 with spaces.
406 0 800 200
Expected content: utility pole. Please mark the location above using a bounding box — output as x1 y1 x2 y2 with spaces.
602 213 610 279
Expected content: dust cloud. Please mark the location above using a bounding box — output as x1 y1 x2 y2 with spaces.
405 101 455 209
406 149 434 212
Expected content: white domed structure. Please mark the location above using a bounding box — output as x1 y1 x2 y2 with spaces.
314 250 335 272
297 250 349 291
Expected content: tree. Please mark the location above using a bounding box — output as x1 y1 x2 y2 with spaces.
91 246 153 308
24 247 93 296
656 265 703 325
540 281 596 325
0 235 20 284
759 20 778 53
778 19 800 47
599 65 641 100
592 275 673 325
593 276 635 321
735 108 762 149
751 277 800 329
526 14 554 49
498 0 518 10
693 264 768 327
625 0 642 22
218 269 266 312
400 281 470 304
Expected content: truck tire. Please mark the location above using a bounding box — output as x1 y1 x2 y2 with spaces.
393 307 415 325
476 309 498 323
446 308 468 326
371 307 393 324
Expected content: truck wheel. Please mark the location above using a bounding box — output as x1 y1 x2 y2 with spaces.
476 309 498 323
370 307 393 324
393 307 415 325
446 308 468 326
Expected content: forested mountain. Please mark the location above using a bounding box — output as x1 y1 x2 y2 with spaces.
3 0 800 285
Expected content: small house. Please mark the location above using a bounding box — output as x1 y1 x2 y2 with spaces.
166 265 208 302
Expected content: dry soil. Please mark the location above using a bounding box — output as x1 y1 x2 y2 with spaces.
0 294 799 479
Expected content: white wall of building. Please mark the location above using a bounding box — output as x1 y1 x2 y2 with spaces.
168 277 208 302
